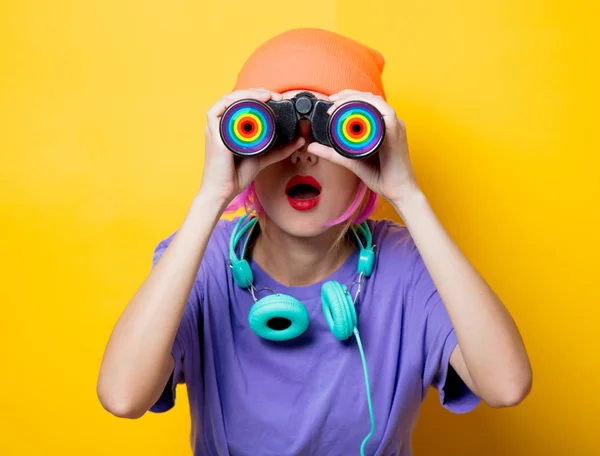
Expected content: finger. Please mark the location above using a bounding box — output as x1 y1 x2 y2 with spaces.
327 93 394 119
257 137 305 170
326 94 401 138
329 89 370 100
260 88 284 101
306 142 361 175
225 88 283 102
208 89 271 120
206 88 281 130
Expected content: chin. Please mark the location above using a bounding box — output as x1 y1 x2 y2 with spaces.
261 205 342 239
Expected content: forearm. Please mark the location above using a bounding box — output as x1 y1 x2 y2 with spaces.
97 188 229 418
393 186 532 405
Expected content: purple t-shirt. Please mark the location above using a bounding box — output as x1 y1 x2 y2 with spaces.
149 217 479 455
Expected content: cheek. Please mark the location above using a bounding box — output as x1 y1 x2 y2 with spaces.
326 171 361 208
254 168 282 207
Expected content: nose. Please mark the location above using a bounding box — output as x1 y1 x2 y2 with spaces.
297 119 312 143
290 120 318 165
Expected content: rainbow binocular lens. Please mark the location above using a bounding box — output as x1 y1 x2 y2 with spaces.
219 92 385 159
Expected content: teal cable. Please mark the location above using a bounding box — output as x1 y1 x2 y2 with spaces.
229 213 255 260
353 327 375 456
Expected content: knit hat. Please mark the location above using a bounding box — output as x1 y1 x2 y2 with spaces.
233 28 386 100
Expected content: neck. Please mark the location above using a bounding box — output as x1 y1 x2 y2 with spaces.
249 219 355 287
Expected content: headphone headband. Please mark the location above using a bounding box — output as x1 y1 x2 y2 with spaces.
228 213 375 285
229 212 257 264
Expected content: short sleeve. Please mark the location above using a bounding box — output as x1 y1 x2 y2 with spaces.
412 253 480 414
148 235 203 413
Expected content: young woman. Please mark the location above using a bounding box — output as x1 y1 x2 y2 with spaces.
97 28 532 456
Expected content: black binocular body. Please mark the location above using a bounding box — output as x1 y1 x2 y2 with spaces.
219 92 385 159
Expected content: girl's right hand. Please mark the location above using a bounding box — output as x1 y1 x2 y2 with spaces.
199 88 305 205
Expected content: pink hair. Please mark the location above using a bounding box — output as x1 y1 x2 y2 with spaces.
225 180 377 226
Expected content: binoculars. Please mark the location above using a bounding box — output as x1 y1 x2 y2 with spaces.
219 92 385 159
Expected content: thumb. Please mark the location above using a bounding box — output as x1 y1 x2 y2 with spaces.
307 142 360 175
258 137 305 171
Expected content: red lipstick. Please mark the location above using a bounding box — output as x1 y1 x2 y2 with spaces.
285 175 322 211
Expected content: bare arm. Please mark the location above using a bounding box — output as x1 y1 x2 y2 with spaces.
96 189 228 418
307 90 532 409
394 188 533 408
96 88 303 419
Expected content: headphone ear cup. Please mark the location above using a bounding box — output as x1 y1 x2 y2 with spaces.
321 281 357 341
358 248 375 277
231 259 253 288
248 294 309 341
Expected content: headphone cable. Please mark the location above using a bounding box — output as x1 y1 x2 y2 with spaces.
354 327 375 456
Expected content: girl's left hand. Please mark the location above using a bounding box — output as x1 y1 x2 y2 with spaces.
307 90 420 205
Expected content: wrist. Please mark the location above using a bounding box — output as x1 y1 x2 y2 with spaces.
192 186 233 217
391 184 427 220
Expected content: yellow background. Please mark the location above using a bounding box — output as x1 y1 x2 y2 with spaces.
1 0 598 454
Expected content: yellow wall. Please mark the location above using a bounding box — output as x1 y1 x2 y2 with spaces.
1 1 597 455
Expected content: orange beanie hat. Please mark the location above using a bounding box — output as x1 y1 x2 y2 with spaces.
233 28 386 100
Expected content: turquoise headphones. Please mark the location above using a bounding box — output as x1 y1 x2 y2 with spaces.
228 212 375 341
228 213 377 455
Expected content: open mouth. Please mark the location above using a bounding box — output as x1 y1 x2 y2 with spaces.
285 175 322 211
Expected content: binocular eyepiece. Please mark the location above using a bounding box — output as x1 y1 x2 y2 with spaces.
219 92 385 159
